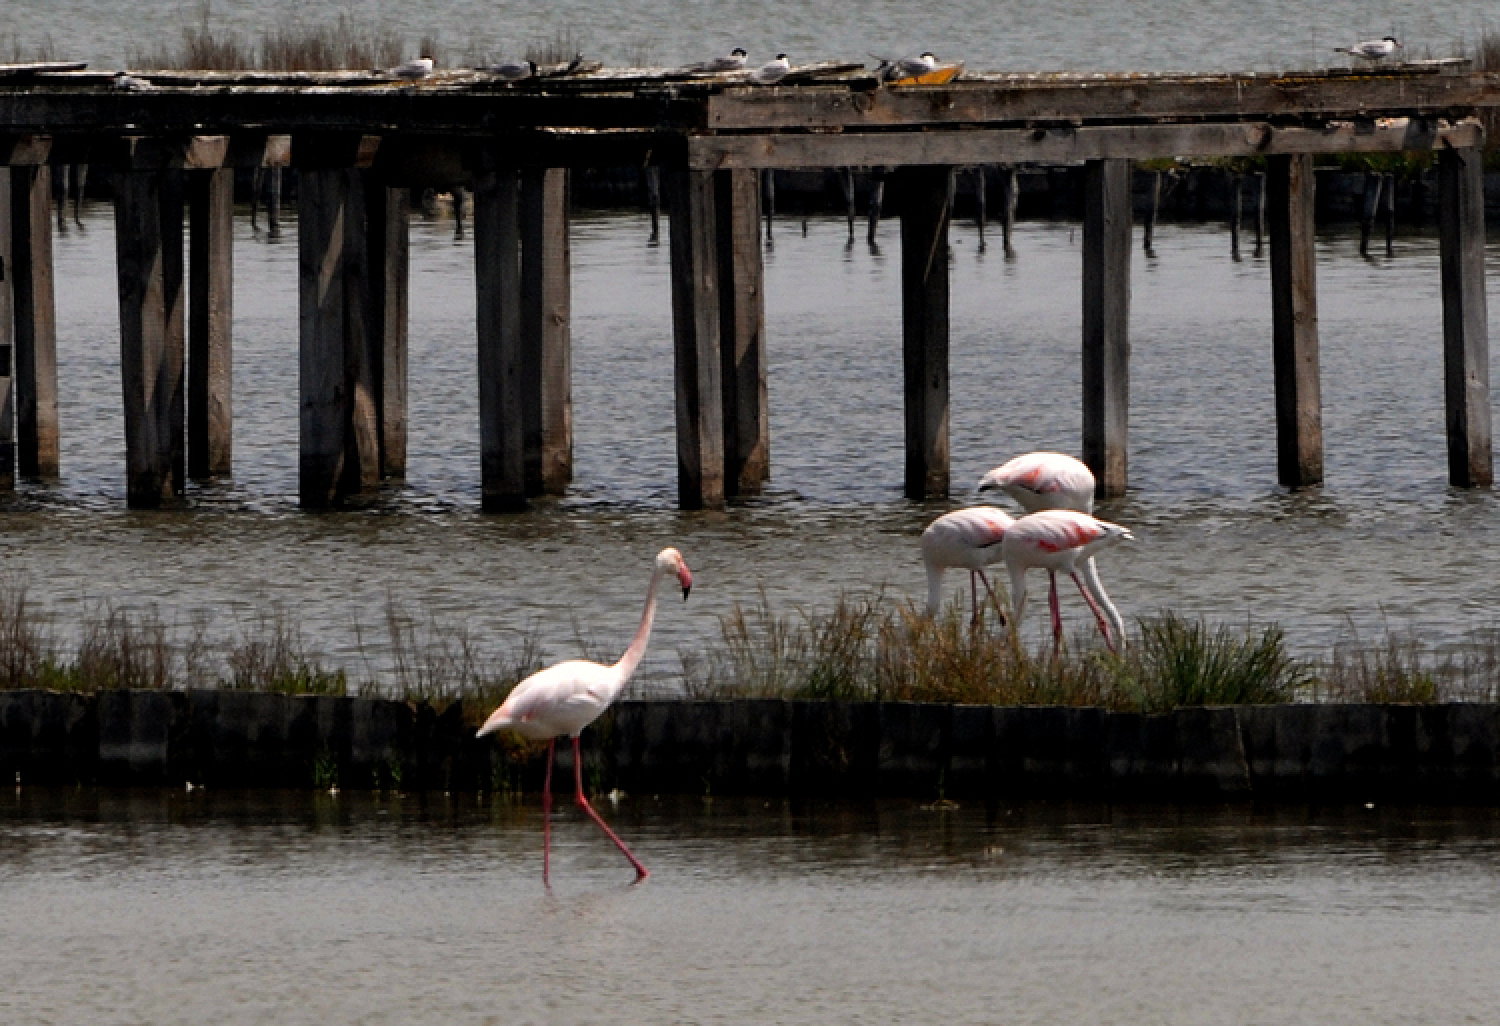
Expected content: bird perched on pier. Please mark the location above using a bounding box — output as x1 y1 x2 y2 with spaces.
476 547 693 885
391 55 434 79
1334 36 1402 61
747 54 790 84
689 47 748 73
111 71 152 92
977 451 1096 514
482 58 536 81
875 52 938 82
921 507 1014 626
1002 510 1133 653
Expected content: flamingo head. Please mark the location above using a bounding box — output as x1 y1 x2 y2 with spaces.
656 547 693 600
975 467 1004 494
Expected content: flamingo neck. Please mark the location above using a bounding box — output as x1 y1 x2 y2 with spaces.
1079 556 1126 648
611 564 665 687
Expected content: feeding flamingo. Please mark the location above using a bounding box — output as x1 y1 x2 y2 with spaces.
476 547 693 885
976 451 1096 514
921 507 1014 626
1002 510 1133 653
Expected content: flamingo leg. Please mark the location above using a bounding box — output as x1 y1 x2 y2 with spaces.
572 736 649 882
1048 570 1063 655
969 573 983 629
542 738 555 887
976 569 1006 627
1071 569 1117 654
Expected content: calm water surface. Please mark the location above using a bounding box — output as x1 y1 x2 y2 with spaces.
0 203 1498 679
2 789 1499 1025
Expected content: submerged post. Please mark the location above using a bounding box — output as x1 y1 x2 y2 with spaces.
867 169 886 245
1082 158 1132 500
1438 145 1492 487
114 167 187 506
297 164 380 508
1002 167 1018 257
364 175 410 481
520 167 572 496
1267 153 1323 488
716 167 768 497
666 169 726 511
187 167 233 479
899 165 952 500
9 165 59 479
474 167 527 511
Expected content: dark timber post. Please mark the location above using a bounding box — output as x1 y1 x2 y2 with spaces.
114 167 187 506
1082 158 1131 499
1438 145 1492 487
1267 153 1323 488
10 166 59 479
666 169 726 511
0 171 12 490
716 167 768 497
297 164 380 508
898 165 952 500
474 167 526 511
187 167 233 479
364 176 409 480
520 167 572 496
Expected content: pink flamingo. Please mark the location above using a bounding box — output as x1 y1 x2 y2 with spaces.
477 547 693 885
1001 510 1133 653
921 507 1014 625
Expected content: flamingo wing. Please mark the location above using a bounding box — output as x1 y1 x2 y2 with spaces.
482 659 617 738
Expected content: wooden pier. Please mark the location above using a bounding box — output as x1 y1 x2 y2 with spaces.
1 63 1497 508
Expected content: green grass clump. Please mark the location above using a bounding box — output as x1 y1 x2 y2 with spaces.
1115 614 1306 712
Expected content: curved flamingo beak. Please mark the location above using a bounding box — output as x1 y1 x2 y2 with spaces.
678 564 693 600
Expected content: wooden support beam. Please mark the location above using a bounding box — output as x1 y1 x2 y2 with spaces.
1081 159 1132 499
1438 144 1492 487
474 168 527 512
1267 153 1324 489
899 165 952 500
9 165 58 480
113 169 187 506
665 169 726 511
297 169 380 508
364 175 409 480
520 167 572 496
686 118 1484 170
0 171 12 490
715 167 768 496
187 167 233 479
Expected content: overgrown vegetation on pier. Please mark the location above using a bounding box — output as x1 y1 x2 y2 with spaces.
2 577 1496 709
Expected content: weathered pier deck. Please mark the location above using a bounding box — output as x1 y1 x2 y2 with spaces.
1 63 1497 509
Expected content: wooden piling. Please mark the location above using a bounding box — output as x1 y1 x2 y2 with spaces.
187 168 233 479
761 169 775 243
114 169 187 506
266 166 282 238
1082 158 1132 500
1267 153 1323 488
842 167 856 241
1438 145 1492 487
250 166 262 229
9 166 59 479
974 166 987 252
867 169 885 245
71 164 87 225
1254 171 1266 256
645 165 661 243
1384 172 1396 257
0 171 12 490
1143 170 1161 253
1359 171 1382 257
898 165 952 500
474 168 527 511
1001 167 1018 257
51 165 67 231
665 169 726 511
364 176 409 481
1230 172 1243 260
716 167 768 497
296 167 381 508
520 167 572 496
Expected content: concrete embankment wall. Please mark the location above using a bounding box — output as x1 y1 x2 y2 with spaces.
3 689 1499 802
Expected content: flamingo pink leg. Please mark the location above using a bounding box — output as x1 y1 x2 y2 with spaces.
572 736 649 882
1071 570 1117 654
1047 570 1063 652
976 569 1006 627
542 738 555 887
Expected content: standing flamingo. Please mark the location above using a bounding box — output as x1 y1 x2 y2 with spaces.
476 547 693 885
921 507 1014 626
1002 510 1133 653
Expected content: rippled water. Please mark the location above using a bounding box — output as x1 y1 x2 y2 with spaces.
2 788 1499 1025
0 0 1492 73
1 203 1499 678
